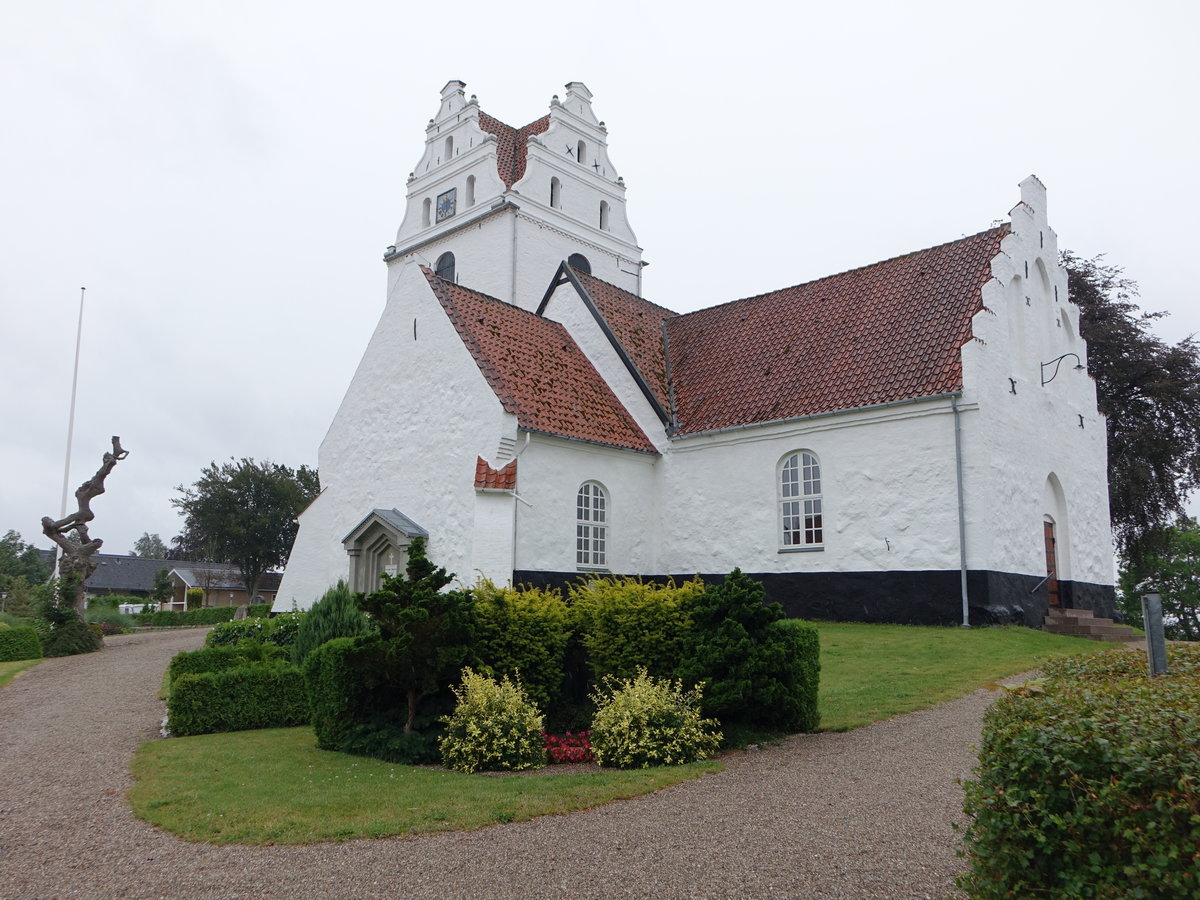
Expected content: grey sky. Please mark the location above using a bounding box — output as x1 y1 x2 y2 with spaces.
2 0 1197 556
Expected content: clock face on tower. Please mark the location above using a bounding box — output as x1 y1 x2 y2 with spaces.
436 188 457 222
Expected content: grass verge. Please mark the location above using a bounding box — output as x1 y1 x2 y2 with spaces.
129 727 721 844
795 621 1122 731
0 658 42 689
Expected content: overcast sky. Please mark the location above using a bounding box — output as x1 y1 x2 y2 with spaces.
2 0 1197 556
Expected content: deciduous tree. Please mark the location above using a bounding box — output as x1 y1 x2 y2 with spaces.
130 533 168 558
171 459 319 603
1065 253 1200 564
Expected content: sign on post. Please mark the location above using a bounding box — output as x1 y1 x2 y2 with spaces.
1141 587 1169 677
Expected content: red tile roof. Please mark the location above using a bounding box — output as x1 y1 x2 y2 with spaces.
423 268 658 454
568 268 679 417
664 226 1009 435
478 112 551 189
474 456 517 490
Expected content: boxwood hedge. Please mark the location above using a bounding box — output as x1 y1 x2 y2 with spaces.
168 664 309 736
0 625 42 661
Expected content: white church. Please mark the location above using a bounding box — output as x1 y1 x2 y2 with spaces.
276 80 1116 626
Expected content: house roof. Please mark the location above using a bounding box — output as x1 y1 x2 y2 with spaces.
664 225 1009 435
424 268 658 454
83 554 172 593
475 456 518 490
171 564 282 594
567 268 679 418
477 112 551 189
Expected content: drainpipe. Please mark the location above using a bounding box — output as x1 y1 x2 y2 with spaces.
952 395 970 627
509 432 532 580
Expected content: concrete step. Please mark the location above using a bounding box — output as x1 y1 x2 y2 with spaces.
1043 608 1135 642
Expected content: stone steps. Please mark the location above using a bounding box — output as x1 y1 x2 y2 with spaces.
1043 608 1136 642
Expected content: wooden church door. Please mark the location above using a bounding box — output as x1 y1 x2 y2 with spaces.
1043 521 1061 607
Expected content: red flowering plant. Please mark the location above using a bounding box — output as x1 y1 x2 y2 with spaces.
543 730 594 764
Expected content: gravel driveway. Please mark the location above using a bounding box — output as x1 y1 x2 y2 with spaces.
0 629 995 899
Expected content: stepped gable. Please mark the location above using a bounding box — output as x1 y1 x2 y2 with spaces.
665 225 1010 435
474 456 517 490
478 112 551 189
424 268 657 454
569 267 679 415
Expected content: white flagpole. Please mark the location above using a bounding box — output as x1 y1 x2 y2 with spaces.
55 287 86 578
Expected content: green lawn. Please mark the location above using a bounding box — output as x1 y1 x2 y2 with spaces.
0 658 42 689
796 621 1121 731
129 622 1118 844
129 727 720 844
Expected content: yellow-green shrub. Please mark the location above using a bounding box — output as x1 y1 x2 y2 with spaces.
569 577 703 682
589 668 722 769
438 668 546 773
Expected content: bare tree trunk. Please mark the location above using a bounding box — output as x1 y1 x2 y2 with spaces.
41 436 129 616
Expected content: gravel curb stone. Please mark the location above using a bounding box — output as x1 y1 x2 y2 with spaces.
0 630 1006 899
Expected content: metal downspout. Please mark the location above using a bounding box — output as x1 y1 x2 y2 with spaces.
953 395 970 627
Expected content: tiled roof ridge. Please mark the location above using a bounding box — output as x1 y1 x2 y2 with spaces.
679 224 1011 319
477 111 551 189
570 267 680 319
421 267 658 454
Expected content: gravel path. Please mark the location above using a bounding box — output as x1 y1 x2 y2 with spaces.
0 629 1002 899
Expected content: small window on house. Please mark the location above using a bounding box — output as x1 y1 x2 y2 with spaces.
599 200 610 231
550 177 562 209
444 135 453 160
465 175 476 208
780 451 823 548
422 197 431 228
576 482 607 568
435 251 456 282
567 253 591 274
577 140 587 165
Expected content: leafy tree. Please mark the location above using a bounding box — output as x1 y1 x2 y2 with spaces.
0 530 52 582
1118 518 1200 641
150 567 174 606
130 532 168 558
1065 253 1200 564
171 458 319 603
357 537 476 732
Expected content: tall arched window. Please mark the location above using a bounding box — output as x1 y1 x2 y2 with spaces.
422 197 432 228
779 451 823 548
435 251 456 282
599 200 610 231
576 482 607 567
444 135 453 161
465 175 476 208
550 177 562 209
567 253 591 274
577 140 587 165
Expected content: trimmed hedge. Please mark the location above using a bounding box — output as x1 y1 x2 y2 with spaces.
304 636 377 751
168 664 309 736
206 611 305 647
166 643 289 687
0 626 42 661
247 603 272 618
569 577 703 682
474 579 571 714
959 646 1200 898
139 607 237 627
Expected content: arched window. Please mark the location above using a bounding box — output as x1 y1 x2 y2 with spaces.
567 253 591 274
550 177 562 209
599 200 610 231
465 175 476 208
576 482 607 567
779 451 823 548
422 197 431 228
435 251 455 282
577 140 587 164
444 135 453 161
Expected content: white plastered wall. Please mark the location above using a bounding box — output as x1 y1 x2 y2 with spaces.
275 261 518 609
958 176 1112 586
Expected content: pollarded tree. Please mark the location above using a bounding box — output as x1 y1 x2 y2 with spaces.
171 458 319 604
1064 253 1200 565
357 537 476 732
